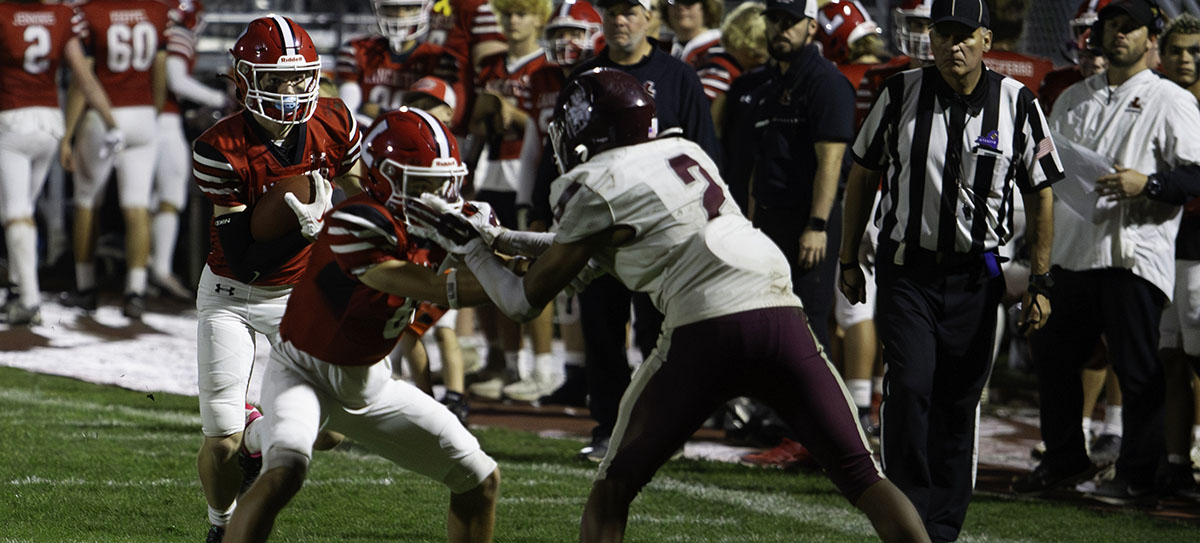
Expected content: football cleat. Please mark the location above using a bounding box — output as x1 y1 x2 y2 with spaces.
205 524 225 543
1011 460 1100 496
123 293 146 319
739 438 816 470
578 435 610 463
441 391 469 426
1090 433 1121 467
59 288 98 311
4 301 41 326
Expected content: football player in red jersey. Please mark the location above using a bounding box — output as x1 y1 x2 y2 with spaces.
0 0 119 325
150 0 229 300
336 0 467 128
190 15 362 543
224 107 500 543
469 0 562 402
61 0 170 317
1040 0 1111 113
979 0 1054 97
703 1 766 133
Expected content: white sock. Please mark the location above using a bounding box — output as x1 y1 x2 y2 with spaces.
1082 417 1093 436
534 352 560 381
207 501 236 527
5 223 40 307
847 379 872 410
872 376 884 396
151 211 178 277
1104 405 1123 436
504 351 520 374
127 266 148 295
75 262 96 291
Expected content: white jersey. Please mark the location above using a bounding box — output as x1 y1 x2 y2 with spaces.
1049 69 1200 299
549 137 800 328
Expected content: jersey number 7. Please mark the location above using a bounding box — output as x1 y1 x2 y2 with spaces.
667 154 725 221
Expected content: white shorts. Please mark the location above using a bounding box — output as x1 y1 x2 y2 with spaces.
263 339 497 493
196 264 292 437
153 112 190 210
0 107 62 222
1160 259 1200 356
74 106 157 209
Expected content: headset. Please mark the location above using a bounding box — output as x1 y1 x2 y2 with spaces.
1090 0 1164 46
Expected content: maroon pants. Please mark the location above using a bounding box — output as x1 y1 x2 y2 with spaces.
601 306 882 503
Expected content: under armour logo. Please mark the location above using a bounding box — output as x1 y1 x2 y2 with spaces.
214 284 235 296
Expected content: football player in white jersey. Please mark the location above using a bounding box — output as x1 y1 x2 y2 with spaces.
409 67 929 542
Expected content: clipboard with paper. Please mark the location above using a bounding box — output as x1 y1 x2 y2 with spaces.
1049 129 1118 224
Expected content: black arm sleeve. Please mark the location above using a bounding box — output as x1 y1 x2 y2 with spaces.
214 212 310 284
1147 164 1200 205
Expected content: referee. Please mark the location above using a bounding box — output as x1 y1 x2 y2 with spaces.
839 1 1062 540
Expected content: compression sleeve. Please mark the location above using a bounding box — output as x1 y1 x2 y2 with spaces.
461 239 539 321
493 230 556 257
215 211 310 284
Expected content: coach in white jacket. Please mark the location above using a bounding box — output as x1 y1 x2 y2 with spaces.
1017 0 1200 504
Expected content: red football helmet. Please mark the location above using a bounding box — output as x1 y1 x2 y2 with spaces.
892 0 933 61
816 0 879 64
542 0 603 67
230 15 322 125
162 0 205 33
361 107 468 221
374 0 433 50
548 68 657 174
1070 0 1112 50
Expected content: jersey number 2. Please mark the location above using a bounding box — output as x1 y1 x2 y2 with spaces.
667 154 725 220
23 26 51 74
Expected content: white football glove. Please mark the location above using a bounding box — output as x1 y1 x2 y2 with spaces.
406 193 506 254
97 127 126 160
285 170 334 241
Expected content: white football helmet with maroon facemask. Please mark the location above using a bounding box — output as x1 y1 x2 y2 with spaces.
361 107 468 224
230 15 322 125
542 0 603 67
374 0 433 51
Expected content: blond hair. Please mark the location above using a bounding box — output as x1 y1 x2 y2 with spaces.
490 0 552 23
720 2 766 56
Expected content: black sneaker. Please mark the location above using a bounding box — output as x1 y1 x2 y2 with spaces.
205 524 225 543
442 391 470 426
1091 434 1121 467
538 376 588 407
578 436 610 463
1087 477 1154 506
59 288 98 311
1012 461 1100 496
123 293 145 319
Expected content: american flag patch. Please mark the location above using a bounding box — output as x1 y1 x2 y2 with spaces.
1035 137 1054 159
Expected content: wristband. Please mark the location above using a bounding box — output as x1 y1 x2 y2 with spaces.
445 268 461 309
1027 272 1054 298
1144 173 1163 198
807 217 828 232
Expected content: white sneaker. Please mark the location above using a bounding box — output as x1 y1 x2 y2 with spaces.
503 375 563 403
468 369 518 400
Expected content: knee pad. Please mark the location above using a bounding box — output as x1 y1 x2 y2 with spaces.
263 445 311 474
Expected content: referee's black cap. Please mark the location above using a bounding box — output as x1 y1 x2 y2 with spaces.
930 0 990 30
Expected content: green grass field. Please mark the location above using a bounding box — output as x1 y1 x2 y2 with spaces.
0 366 1194 542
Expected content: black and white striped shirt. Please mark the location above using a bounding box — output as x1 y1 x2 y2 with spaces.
853 65 1064 262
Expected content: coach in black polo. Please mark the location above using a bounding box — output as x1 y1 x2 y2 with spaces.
726 0 854 351
839 0 1062 540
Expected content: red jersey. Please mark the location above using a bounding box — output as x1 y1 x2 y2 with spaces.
527 65 566 140
77 0 169 108
982 50 1054 98
335 36 464 120
695 51 741 102
476 50 550 159
161 7 196 114
671 29 722 68
1038 66 1085 115
855 56 911 129
0 2 85 111
280 195 447 366
192 97 363 286
428 0 504 64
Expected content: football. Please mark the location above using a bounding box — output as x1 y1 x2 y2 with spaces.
251 174 312 241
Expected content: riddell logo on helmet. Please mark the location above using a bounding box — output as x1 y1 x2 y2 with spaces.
277 55 308 64
433 158 457 167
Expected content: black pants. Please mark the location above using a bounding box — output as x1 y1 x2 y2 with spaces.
578 274 663 440
1029 268 1166 488
753 203 841 352
875 247 1003 543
